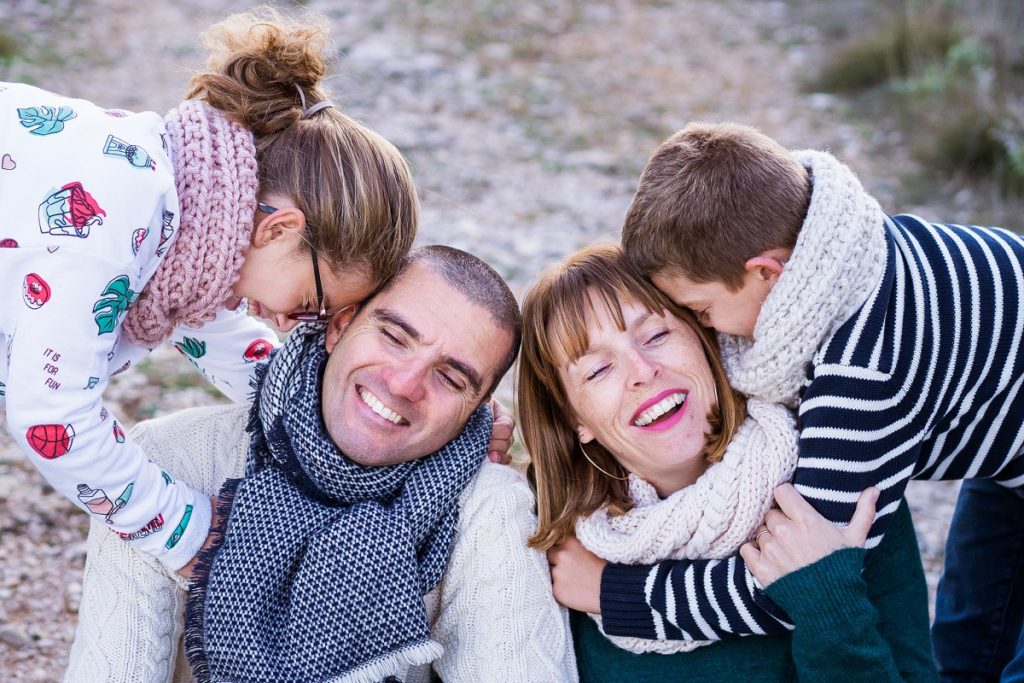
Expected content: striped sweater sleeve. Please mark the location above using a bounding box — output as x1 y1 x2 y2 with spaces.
601 213 1024 640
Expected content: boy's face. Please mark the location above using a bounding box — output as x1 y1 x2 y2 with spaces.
651 269 773 339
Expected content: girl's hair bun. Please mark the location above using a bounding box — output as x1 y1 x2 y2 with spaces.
187 7 333 137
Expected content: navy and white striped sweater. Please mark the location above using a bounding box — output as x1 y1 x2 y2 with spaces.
601 213 1024 640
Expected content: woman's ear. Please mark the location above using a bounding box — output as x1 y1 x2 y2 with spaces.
252 205 307 248
324 305 359 352
577 425 596 444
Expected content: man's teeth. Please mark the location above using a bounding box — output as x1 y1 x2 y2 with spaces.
634 392 686 427
359 388 406 425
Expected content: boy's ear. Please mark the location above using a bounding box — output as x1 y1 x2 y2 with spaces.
324 305 359 352
252 206 307 247
744 248 792 282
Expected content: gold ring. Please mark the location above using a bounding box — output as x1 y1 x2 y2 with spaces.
755 528 770 543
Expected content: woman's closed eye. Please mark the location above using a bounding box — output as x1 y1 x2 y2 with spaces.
644 330 669 345
585 363 610 382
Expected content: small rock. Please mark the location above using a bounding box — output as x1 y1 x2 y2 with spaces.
65 581 82 614
0 628 32 649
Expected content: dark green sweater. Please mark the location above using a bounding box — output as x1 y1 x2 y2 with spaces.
572 499 937 682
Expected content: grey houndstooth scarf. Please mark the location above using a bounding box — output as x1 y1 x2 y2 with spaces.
184 324 491 683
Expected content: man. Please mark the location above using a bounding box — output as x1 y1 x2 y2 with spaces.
64 246 577 682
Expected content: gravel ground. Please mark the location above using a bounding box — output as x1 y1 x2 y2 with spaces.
0 0 992 679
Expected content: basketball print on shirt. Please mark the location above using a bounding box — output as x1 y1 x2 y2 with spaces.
39 182 106 238
26 423 75 459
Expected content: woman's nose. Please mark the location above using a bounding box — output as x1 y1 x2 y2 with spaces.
626 349 658 386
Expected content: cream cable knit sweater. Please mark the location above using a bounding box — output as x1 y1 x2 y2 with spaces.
64 405 577 683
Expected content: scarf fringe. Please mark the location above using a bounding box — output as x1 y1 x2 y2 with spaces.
323 639 444 683
183 477 243 683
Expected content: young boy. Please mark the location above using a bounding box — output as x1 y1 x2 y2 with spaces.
606 122 1024 679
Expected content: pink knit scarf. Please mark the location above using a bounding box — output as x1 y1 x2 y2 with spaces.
121 100 259 348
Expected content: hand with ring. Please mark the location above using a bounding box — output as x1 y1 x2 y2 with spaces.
740 484 879 587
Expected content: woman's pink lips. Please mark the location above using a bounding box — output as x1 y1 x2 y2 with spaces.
631 387 688 432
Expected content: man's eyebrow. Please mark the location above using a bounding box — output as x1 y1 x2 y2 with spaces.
371 307 484 395
372 308 421 342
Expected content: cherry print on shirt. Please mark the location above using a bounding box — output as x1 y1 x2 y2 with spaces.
39 182 106 238
93 275 136 335
23 273 51 309
1 153 15 170
18 105 76 135
243 339 274 363
103 135 156 170
26 423 75 459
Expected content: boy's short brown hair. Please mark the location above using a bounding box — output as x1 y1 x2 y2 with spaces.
621 122 811 289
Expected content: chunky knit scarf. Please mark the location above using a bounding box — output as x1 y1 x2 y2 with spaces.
718 150 889 407
122 100 259 348
184 324 491 683
576 399 797 654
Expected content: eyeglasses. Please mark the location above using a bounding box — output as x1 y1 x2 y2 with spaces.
257 202 329 322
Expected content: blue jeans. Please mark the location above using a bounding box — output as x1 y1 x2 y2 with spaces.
934 479 1024 682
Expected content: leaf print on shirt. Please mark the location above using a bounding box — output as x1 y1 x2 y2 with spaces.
92 275 136 335
18 105 76 135
39 182 106 238
26 423 75 459
103 135 156 170
23 273 51 309
174 337 207 359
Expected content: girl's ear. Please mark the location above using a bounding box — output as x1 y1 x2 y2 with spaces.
577 425 595 444
252 206 307 248
324 305 359 352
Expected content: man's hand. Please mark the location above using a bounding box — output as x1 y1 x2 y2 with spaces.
547 535 605 614
487 398 515 464
176 496 223 581
740 484 878 588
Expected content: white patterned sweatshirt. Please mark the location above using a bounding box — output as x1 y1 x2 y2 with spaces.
0 82 278 570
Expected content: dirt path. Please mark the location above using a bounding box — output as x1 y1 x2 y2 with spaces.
1 1 960 679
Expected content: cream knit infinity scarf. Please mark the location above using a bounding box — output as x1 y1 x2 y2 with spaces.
576 399 798 654
718 150 889 407
122 100 259 348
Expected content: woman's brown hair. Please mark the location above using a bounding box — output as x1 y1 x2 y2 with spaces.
519 244 746 550
187 7 417 289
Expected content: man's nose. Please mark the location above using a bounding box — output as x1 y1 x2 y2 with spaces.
626 349 658 387
380 360 428 403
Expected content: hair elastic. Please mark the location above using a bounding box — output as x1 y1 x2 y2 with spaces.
296 84 335 118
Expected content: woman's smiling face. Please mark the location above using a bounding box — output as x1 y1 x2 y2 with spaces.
557 290 717 496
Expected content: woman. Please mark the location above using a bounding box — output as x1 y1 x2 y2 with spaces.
0 7 420 576
518 244 937 681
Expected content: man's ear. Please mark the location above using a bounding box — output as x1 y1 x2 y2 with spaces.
743 248 792 283
252 206 307 248
324 305 359 352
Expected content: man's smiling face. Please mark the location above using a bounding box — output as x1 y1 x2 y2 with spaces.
320 261 511 466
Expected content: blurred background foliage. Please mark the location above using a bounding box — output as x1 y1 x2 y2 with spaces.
807 0 1024 200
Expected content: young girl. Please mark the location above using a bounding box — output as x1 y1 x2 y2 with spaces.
0 10 418 573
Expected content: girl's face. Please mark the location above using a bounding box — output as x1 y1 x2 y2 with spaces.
557 291 717 497
228 195 375 332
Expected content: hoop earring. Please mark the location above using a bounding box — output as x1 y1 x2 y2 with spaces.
579 441 629 481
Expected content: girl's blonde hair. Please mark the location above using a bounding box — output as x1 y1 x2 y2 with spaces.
188 8 417 289
518 244 746 550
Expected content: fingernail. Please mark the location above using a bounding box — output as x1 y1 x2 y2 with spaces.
488 451 499 463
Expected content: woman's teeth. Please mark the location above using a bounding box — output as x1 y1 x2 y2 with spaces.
359 387 407 425
634 392 686 427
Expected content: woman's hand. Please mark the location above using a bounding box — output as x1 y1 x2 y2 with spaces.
547 535 605 614
740 484 878 588
487 398 515 464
